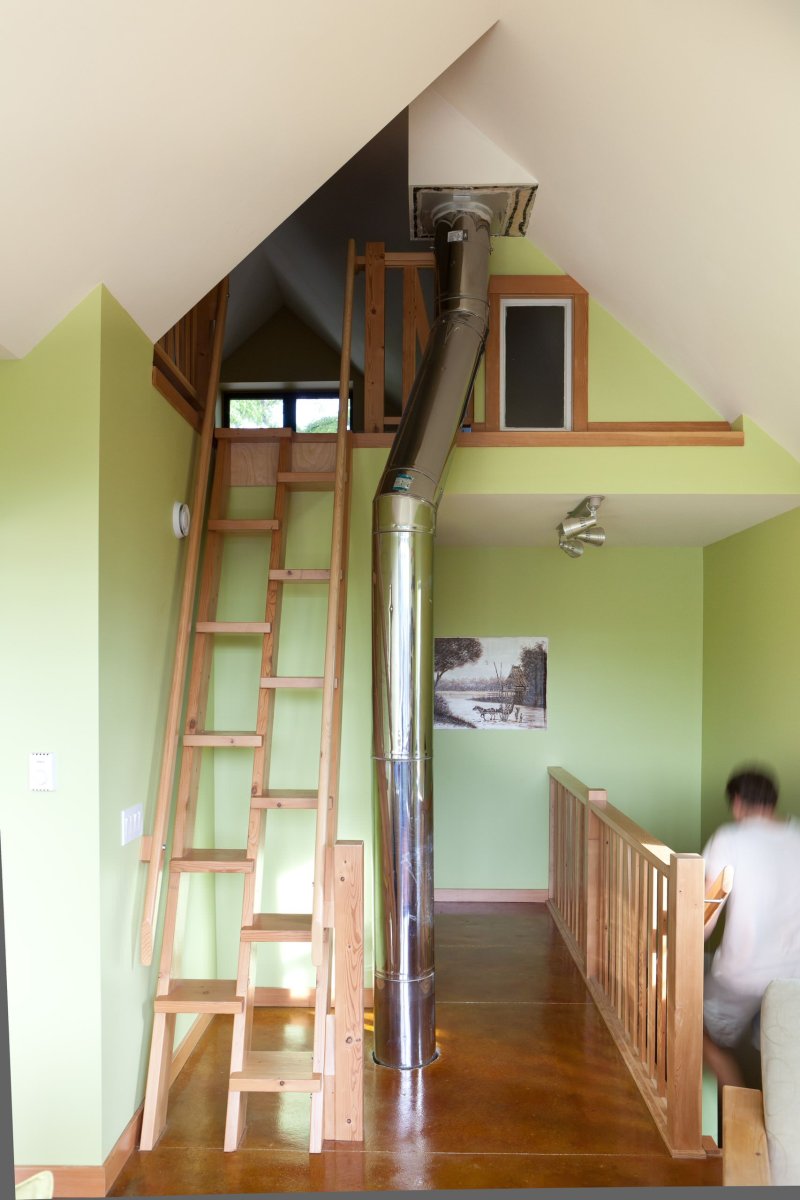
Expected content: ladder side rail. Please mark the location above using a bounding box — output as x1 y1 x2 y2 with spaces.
311 239 356 965
141 279 229 966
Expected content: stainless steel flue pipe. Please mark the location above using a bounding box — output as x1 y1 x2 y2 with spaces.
372 206 491 1069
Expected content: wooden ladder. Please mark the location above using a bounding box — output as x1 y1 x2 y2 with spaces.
139 243 358 1154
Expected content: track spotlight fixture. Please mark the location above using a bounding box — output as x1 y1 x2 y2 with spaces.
575 526 606 547
557 496 606 557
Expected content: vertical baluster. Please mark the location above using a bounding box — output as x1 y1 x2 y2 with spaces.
656 871 668 1096
638 854 648 1063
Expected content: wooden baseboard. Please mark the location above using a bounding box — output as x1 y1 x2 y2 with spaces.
15 1012 214 1197
14 1165 105 1198
435 887 548 903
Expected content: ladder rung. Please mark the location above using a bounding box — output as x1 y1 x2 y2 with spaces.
252 790 318 810
229 1051 321 1093
183 732 262 747
215 428 292 443
260 677 324 689
241 913 313 942
269 569 330 582
207 519 279 535
195 622 272 634
277 472 335 492
154 979 243 1014
171 850 254 873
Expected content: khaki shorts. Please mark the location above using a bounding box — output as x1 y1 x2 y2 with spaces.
703 972 762 1048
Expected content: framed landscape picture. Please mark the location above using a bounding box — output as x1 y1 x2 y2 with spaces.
433 636 548 730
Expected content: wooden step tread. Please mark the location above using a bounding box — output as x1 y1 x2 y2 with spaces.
241 913 313 942
215 428 292 442
196 621 272 634
207 519 279 535
260 676 324 689
269 569 330 582
251 790 318 810
229 1051 321 1093
277 472 335 492
154 979 243 1014
171 849 254 873
183 732 262 747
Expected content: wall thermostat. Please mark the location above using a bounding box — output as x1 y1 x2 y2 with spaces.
172 502 191 538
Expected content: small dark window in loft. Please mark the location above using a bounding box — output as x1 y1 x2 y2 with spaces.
501 299 572 430
223 390 351 432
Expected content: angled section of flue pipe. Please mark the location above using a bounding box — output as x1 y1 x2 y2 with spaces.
371 204 491 1070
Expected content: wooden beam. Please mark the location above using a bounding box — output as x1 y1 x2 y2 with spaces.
356 251 435 270
572 292 589 431
348 426 747 448
402 266 416 411
364 242 385 433
489 274 588 296
334 841 364 1141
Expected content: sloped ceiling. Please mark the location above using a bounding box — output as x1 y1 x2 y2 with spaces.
2 0 799 463
0 0 496 357
433 0 800 458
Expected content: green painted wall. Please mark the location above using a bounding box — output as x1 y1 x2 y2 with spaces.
0 287 203 1167
701 506 800 844
0 291 104 1164
434 545 705 882
471 236 721 425
97 289 204 1159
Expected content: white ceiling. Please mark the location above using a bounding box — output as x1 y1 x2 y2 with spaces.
0 0 495 357
3 0 800 468
436 493 800 548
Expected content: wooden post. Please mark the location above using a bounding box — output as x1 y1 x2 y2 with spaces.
334 841 364 1141
364 243 385 432
666 853 704 1155
585 790 607 975
548 774 557 901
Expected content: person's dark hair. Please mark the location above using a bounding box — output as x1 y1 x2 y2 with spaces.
725 768 778 810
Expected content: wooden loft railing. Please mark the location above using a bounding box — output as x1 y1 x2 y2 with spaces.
352 243 743 448
152 285 222 431
356 244 435 433
547 767 707 1159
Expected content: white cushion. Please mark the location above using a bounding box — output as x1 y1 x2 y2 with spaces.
761 979 800 1185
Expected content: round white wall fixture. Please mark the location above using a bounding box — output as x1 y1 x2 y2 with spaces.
172 502 191 538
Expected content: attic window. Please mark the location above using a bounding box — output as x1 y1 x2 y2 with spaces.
484 276 588 432
501 299 572 430
222 386 350 433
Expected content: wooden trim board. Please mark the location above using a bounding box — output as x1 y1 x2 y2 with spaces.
14 1013 213 1197
348 426 744 449
435 888 548 903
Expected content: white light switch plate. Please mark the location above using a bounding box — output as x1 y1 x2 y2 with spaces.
29 752 56 791
121 803 144 846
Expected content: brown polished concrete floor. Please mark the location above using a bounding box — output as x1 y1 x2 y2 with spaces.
112 903 722 1193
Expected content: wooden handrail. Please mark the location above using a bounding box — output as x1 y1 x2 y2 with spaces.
547 766 706 1158
140 279 229 966
311 239 356 966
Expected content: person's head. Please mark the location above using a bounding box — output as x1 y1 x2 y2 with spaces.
725 768 779 819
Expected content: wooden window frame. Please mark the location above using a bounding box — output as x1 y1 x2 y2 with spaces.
483 275 589 433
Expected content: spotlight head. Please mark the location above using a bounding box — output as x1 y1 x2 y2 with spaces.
575 526 606 547
559 513 597 538
559 537 584 558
